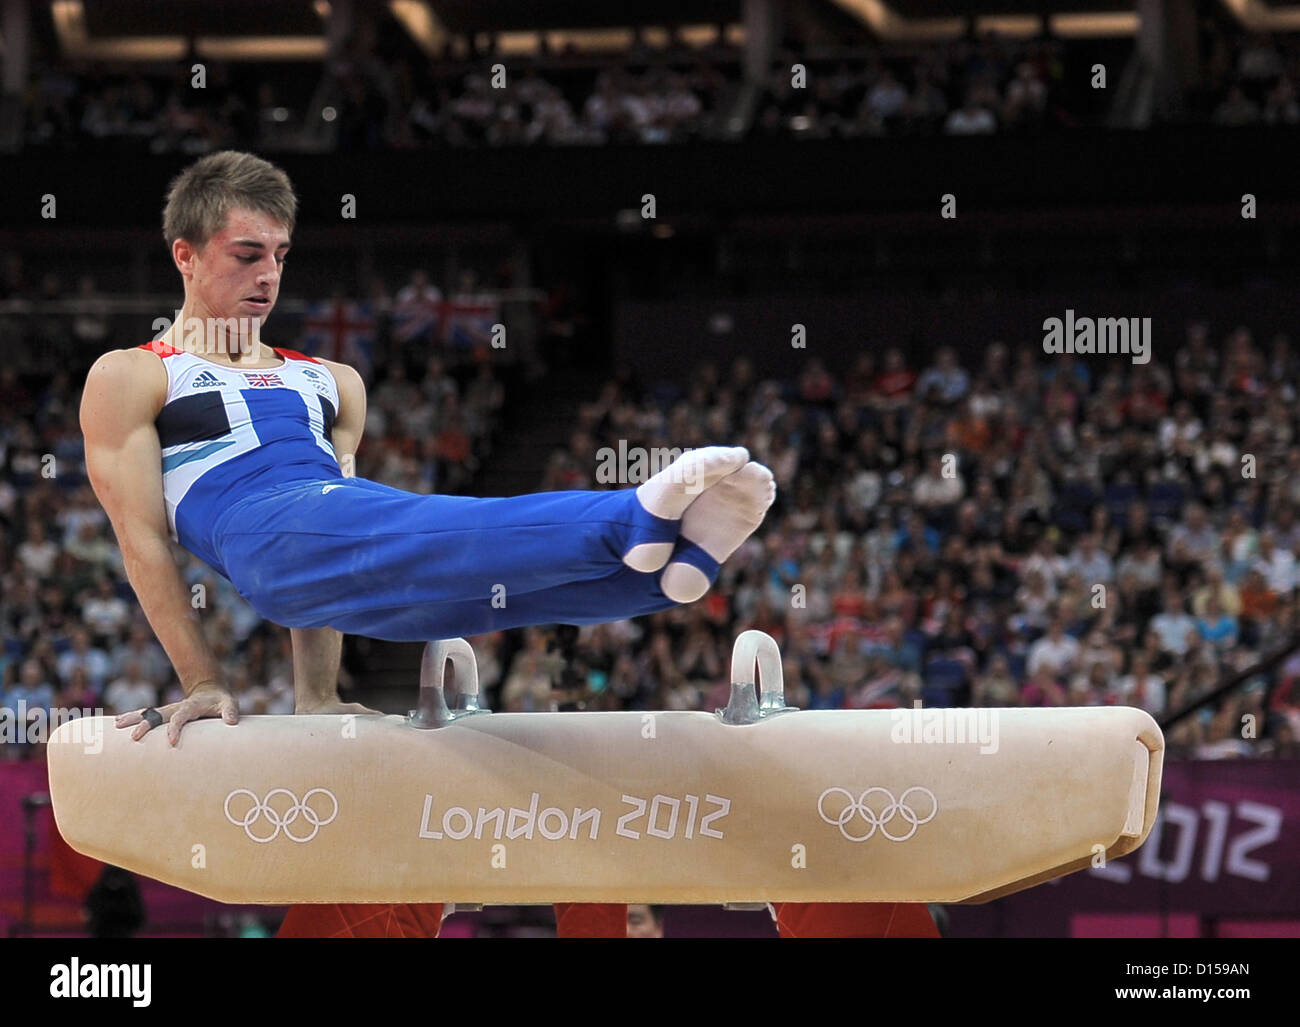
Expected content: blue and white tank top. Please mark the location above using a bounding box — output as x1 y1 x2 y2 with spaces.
136 340 342 573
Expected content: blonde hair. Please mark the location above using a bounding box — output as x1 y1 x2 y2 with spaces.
162 150 297 251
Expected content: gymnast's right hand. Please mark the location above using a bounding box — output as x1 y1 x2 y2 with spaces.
115 682 240 746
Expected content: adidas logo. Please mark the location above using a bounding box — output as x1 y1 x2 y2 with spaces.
193 371 224 389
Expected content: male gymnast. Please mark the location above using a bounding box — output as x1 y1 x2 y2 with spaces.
79 150 775 745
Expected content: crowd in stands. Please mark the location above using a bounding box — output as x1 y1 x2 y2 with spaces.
0 253 507 490
18 46 736 152
1208 32 1300 125
21 22 1300 152
362 350 504 496
511 329 1300 760
400 64 728 148
752 38 1067 138
4 298 1300 761
20 60 309 154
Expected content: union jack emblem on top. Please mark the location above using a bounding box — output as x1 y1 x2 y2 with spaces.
244 373 284 388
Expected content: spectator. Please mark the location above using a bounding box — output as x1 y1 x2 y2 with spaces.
626 904 664 939
944 92 997 134
1027 614 1080 678
1237 34 1284 82
971 650 1018 706
866 69 909 123
17 521 58 578
81 577 131 641
1167 502 1220 571
65 520 123 578
1066 532 1115 587
1195 592 1239 652
58 664 98 712
916 347 971 406
109 623 171 689
1116 536 1163 594
1020 535 1069 594
1002 61 1047 128
1238 567 1279 633
912 452 965 510
56 629 112 692
1192 562 1242 618
1020 663 1066 706
1114 651 1167 717
1195 704 1253 758
1264 76 1300 124
102 661 158 717
873 348 917 408
1149 591 1199 658
1221 507 1259 581
1214 84 1260 126
1068 663 1110 706
3 660 57 756
1254 529 1296 593
1011 567 1056 634
500 628 554 713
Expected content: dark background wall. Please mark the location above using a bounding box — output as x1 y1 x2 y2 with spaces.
613 281 1300 376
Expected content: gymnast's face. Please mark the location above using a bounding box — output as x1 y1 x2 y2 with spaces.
179 206 290 329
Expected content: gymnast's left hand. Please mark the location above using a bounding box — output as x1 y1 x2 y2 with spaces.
116 683 239 746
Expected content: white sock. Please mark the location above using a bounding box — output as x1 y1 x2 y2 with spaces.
660 462 776 603
624 445 749 572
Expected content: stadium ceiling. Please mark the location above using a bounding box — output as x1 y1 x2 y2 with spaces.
48 0 744 61
51 0 331 59
856 0 1300 35
43 0 1300 62
424 1 741 32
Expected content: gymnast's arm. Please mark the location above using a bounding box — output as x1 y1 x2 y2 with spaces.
286 359 380 715
81 348 238 742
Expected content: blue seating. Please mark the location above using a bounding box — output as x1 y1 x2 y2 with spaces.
1146 480 1186 522
1103 483 1137 517
922 657 968 707
1053 482 1098 533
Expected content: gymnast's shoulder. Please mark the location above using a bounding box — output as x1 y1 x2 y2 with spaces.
81 344 168 409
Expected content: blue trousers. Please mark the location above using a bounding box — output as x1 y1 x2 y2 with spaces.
212 477 720 642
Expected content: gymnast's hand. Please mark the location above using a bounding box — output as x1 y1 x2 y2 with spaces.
115 682 240 746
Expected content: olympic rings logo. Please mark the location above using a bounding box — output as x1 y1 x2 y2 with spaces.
224 788 339 844
817 786 938 842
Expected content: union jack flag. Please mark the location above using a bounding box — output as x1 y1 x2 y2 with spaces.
244 373 284 388
301 298 377 380
392 285 443 344
440 293 500 351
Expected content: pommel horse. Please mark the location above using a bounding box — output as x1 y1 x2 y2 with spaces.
47 630 1163 919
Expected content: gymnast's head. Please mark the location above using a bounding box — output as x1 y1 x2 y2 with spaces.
161 150 298 349
626 903 664 939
